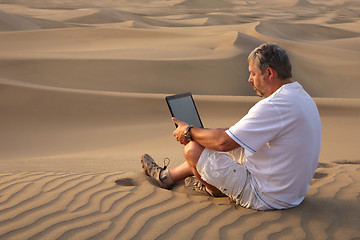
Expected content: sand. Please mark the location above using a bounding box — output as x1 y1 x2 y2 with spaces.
0 0 359 239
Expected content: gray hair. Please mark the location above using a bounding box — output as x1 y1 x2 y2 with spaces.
248 43 292 80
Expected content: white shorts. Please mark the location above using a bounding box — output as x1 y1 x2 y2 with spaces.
197 148 272 210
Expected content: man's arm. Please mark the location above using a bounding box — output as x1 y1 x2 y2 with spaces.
172 118 240 152
190 127 240 152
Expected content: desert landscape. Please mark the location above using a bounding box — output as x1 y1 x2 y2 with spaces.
0 0 359 239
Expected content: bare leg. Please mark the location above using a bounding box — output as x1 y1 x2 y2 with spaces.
183 141 223 195
168 161 193 182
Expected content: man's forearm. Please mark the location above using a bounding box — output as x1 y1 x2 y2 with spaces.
189 127 238 152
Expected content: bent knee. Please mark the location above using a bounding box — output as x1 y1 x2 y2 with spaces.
184 141 204 167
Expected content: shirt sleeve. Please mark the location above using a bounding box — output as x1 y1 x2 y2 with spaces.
226 99 283 153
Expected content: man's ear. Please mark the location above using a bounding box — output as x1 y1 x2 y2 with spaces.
267 67 275 80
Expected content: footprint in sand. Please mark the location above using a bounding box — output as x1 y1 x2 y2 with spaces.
313 172 328 179
114 178 137 186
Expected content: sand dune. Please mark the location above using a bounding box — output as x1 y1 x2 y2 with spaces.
0 9 68 31
256 20 360 41
175 0 234 9
0 162 359 239
65 9 178 28
0 0 359 239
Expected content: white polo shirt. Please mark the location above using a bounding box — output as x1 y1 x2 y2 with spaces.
226 82 321 209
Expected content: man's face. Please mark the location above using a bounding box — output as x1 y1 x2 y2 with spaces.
248 61 269 97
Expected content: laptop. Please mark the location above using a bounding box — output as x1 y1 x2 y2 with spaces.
165 92 203 128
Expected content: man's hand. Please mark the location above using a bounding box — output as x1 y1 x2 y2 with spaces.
172 118 190 145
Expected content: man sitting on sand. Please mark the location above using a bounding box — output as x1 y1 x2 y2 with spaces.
141 43 321 210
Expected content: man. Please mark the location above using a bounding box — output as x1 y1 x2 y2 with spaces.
141 43 321 210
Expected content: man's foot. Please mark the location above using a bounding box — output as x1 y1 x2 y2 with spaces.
141 154 173 189
184 176 226 197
